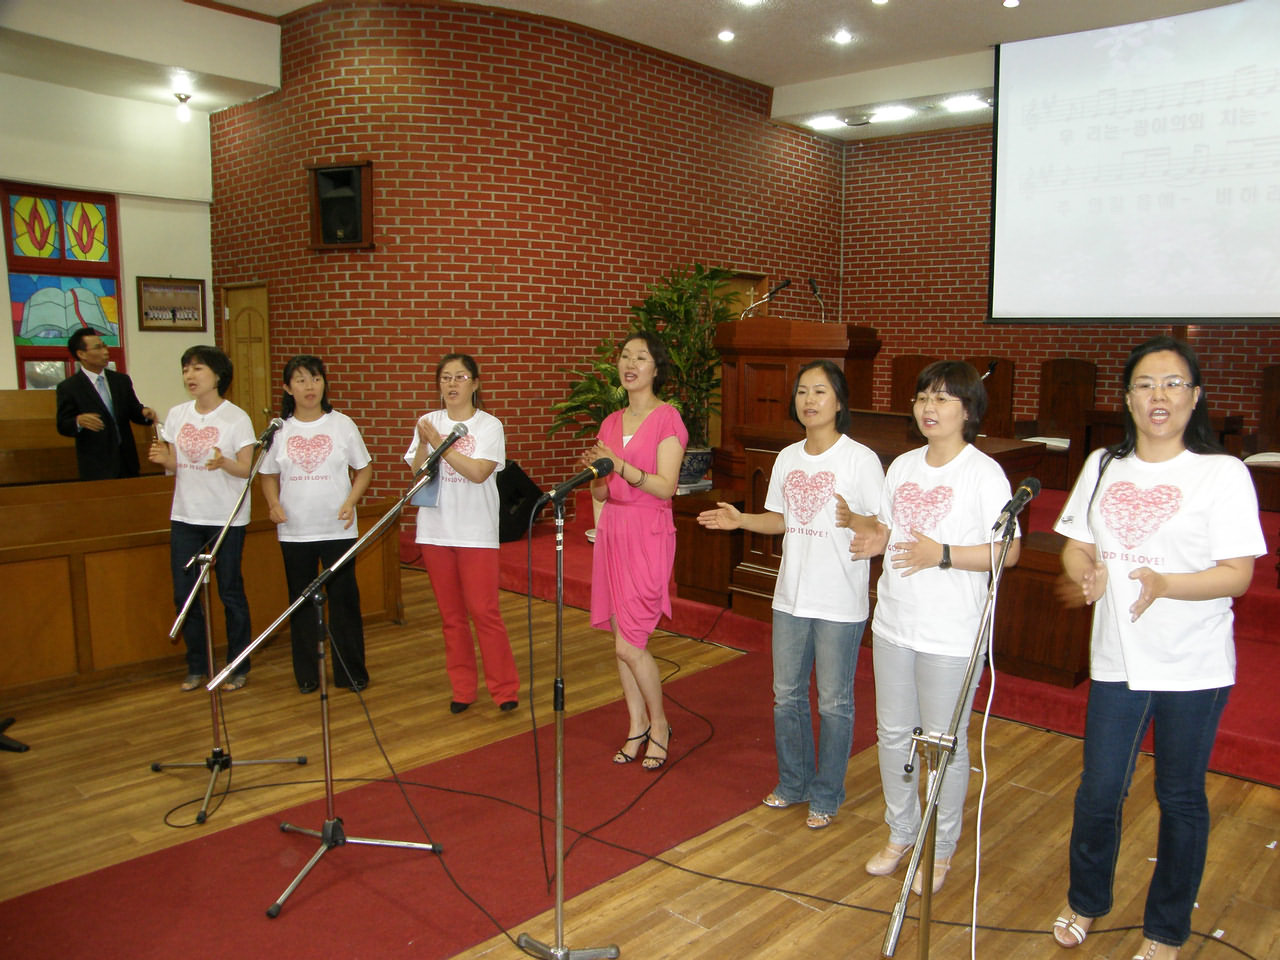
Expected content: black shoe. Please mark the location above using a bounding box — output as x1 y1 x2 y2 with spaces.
450 701 471 714
499 700 518 712
298 681 319 694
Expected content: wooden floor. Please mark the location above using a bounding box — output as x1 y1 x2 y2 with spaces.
1 568 1276 960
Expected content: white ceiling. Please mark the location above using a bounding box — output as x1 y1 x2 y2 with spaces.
1 0 1241 140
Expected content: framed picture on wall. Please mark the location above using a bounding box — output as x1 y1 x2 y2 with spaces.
136 276 206 332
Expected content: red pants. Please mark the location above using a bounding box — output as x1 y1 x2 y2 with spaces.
419 544 519 704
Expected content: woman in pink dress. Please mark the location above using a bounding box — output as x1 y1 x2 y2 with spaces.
583 331 688 770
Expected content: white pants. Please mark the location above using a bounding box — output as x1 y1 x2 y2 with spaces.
873 637 982 858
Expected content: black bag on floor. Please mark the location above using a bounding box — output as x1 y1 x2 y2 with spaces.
496 459 542 542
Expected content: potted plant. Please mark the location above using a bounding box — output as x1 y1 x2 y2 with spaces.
628 262 737 486
547 336 626 440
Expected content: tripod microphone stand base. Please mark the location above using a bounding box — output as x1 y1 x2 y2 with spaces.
267 817 441 917
151 747 308 823
515 933 619 960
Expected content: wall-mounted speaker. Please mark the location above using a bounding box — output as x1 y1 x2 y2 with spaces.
308 162 374 249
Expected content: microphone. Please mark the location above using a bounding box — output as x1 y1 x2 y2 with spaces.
538 458 614 506
992 477 1041 531
808 278 826 322
765 278 792 301
981 360 997 381
418 422 469 476
738 278 792 319
256 418 285 449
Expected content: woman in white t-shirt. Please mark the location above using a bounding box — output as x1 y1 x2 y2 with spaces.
852 360 1019 896
148 345 256 692
1049 337 1264 960
698 361 883 829
404 353 519 714
260 355 373 694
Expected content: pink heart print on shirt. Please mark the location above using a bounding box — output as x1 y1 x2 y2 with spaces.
287 434 333 474
783 469 835 524
442 433 476 475
1099 481 1182 549
891 482 954 539
176 423 219 464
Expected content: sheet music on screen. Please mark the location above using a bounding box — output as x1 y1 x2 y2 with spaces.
990 0 1280 322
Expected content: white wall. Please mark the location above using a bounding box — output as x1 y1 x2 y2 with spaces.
0 77 214 396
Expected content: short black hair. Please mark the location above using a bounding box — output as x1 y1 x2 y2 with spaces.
180 345 234 397
67 328 102 358
915 360 986 444
789 359 852 434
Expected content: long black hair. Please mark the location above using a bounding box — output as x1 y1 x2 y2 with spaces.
280 354 333 419
1111 335 1220 458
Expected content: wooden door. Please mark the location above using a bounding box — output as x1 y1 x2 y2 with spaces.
222 283 272 434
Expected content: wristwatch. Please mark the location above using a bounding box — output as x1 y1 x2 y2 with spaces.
938 544 952 570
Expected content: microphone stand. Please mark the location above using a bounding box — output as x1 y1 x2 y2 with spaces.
518 495 620 960
880 517 1020 959
150 436 306 823
210 457 444 917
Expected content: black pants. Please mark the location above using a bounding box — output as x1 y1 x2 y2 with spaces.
280 539 367 688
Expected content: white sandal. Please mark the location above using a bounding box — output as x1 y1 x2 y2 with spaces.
1052 911 1092 949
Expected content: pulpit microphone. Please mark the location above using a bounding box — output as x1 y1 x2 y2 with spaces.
739 278 792 319
808 278 826 322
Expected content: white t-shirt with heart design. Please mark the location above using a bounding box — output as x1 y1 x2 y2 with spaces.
872 443 1015 657
163 399 256 526
403 408 506 549
259 411 372 542
1055 447 1264 690
763 435 885 623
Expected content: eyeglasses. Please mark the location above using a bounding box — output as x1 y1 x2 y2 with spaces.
439 373 472 384
1128 377 1193 395
913 393 958 405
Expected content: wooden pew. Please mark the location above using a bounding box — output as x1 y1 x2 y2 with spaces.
0 475 404 695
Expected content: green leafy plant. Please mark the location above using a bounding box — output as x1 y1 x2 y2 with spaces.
547 336 626 438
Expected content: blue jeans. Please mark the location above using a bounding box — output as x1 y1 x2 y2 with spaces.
170 521 252 677
770 610 864 817
1068 681 1230 947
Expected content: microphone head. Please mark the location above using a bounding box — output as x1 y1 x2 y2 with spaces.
269 418 285 429
808 278 819 295
1020 477 1041 497
450 422 469 438
592 457 614 478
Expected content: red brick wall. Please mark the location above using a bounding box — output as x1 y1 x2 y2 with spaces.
210 2 1276 503
209 1 842 498
842 127 1278 427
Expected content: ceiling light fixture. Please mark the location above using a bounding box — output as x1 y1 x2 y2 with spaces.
1003 0 1020 7
942 94 990 113
807 115 848 131
832 29 853 45
869 105 915 123
718 29 735 42
873 0 889 5
174 92 191 123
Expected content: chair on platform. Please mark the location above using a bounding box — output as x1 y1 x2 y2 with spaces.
1243 364 1280 520
1016 358 1097 490
889 354 939 414
966 355 1015 438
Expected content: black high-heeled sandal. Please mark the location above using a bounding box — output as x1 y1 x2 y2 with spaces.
613 726 650 764
642 727 672 771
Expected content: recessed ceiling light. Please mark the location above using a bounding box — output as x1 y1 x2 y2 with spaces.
1003 0 1020 7
807 115 848 131
832 29 853 45
869 105 915 123
873 0 889 5
943 94 989 113
718 29 735 42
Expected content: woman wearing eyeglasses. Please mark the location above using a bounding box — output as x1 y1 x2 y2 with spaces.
404 353 519 714
1050 337 1263 960
849 360 1020 896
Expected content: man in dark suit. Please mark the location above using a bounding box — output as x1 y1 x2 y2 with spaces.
55 328 157 480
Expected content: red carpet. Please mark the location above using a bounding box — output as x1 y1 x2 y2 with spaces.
0 644 877 960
